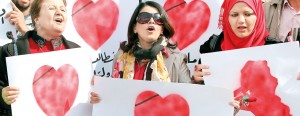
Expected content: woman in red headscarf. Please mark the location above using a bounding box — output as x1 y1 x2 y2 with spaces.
196 0 282 115
197 0 281 82
200 0 280 53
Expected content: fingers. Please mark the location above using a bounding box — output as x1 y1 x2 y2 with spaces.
10 1 21 12
229 100 241 115
192 76 204 82
4 11 12 19
194 64 211 77
5 86 20 91
2 86 20 105
5 11 19 25
90 92 100 104
5 94 18 104
195 64 209 71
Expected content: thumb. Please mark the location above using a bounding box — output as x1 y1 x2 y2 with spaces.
10 1 21 12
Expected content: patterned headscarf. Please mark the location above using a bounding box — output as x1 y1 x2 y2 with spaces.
219 0 269 50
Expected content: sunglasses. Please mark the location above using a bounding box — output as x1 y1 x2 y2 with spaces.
136 12 163 25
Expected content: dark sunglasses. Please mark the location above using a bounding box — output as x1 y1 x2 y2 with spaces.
136 12 163 25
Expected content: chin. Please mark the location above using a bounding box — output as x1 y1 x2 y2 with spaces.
53 30 64 37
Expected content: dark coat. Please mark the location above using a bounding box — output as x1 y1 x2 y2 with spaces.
200 32 282 54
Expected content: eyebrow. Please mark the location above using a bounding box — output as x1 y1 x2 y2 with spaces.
230 10 254 13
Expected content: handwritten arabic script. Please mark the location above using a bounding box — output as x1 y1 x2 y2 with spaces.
0 9 6 24
93 51 115 77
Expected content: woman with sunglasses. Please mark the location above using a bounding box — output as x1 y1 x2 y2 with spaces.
90 1 204 104
197 0 281 115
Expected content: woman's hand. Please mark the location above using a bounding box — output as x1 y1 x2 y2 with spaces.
229 100 241 116
1 86 20 105
192 64 211 83
90 92 100 104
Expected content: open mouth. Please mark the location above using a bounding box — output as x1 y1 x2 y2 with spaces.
147 26 155 31
237 26 246 29
55 18 63 23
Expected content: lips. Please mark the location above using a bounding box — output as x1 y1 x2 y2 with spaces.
237 26 247 32
54 17 63 24
147 26 155 32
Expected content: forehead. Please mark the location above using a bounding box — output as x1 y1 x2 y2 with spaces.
140 5 159 13
41 0 65 7
15 0 31 2
230 2 253 12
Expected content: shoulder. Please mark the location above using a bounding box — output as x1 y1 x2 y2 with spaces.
61 35 80 48
1 43 14 57
165 47 187 63
113 49 127 61
166 47 185 56
263 0 282 7
200 32 223 54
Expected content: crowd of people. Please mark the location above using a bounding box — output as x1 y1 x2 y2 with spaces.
1 0 299 115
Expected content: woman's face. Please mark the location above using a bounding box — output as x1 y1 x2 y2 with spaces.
134 5 163 46
35 0 67 37
228 2 256 38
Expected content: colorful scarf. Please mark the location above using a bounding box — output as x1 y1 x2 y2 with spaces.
113 36 170 82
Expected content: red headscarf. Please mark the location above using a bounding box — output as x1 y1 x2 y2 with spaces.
219 0 269 50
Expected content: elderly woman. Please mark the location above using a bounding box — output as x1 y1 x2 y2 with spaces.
0 0 79 115
90 1 204 104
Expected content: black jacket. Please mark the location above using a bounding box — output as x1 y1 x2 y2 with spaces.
200 32 282 54
0 30 80 115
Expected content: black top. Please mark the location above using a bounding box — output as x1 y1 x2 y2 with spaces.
200 32 282 54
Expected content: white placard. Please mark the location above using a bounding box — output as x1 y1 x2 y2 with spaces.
6 48 93 116
201 42 300 115
92 77 234 116
0 0 17 46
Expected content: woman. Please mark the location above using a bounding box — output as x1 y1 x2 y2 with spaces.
197 0 281 115
90 1 204 104
200 0 279 54
112 1 203 83
0 0 79 115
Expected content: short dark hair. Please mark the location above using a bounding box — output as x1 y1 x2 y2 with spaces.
120 1 176 52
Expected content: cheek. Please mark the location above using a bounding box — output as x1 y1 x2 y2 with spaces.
228 18 236 31
248 17 257 30
135 25 143 34
157 26 163 34
64 14 67 23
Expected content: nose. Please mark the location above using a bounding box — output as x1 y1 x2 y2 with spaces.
237 15 245 24
148 17 155 24
55 9 63 16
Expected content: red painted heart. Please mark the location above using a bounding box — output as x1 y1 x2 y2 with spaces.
33 64 79 116
164 0 211 50
234 61 291 115
72 0 119 50
134 90 189 116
